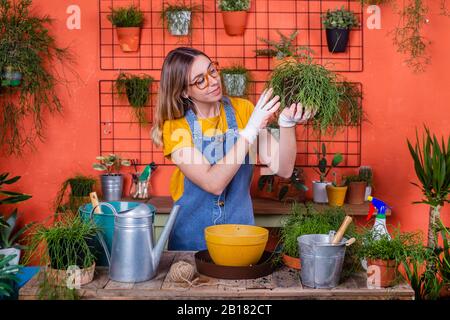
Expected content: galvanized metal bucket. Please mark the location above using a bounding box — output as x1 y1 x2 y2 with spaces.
297 234 347 289
101 174 123 201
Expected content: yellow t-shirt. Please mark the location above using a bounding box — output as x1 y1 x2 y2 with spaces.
162 97 255 201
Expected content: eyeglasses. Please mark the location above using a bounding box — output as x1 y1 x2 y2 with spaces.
189 62 219 90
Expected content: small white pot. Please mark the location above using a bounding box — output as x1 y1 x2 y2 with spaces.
365 186 372 201
312 181 332 203
0 247 21 272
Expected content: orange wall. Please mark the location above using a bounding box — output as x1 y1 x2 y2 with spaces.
0 0 449 238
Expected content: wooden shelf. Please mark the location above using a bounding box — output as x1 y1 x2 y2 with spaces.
122 196 391 217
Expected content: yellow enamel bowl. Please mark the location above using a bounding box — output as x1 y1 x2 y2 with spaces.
204 224 269 267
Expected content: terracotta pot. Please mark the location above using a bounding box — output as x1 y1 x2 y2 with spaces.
222 11 248 36
271 56 297 69
326 185 348 207
366 259 397 288
46 262 96 287
346 181 367 204
116 27 141 52
282 254 301 270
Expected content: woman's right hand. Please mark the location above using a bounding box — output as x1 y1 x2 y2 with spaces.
240 88 280 144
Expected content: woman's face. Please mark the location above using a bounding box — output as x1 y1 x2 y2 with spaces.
186 55 222 104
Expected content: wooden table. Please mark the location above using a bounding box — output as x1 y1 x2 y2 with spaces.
20 251 413 300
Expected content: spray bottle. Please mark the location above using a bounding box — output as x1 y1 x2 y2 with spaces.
366 196 391 240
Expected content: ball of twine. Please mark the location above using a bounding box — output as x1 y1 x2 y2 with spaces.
167 261 196 284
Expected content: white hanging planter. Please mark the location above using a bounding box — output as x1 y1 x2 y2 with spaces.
166 10 192 36
222 73 247 97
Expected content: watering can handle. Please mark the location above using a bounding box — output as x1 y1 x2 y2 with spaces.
89 202 119 267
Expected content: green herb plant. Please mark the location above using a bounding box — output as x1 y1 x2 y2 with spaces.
218 0 250 11
322 6 359 29
93 154 131 176
116 73 154 125
53 175 96 215
107 5 144 27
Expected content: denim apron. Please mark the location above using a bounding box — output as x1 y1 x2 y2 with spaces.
168 96 254 251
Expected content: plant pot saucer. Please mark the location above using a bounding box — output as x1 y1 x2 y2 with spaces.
194 250 276 280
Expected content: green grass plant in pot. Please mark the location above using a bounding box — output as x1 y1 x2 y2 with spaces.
107 5 144 52
53 175 96 216
312 143 343 203
322 6 359 53
116 73 154 126
326 172 348 207
220 65 250 97
161 2 202 36
218 0 251 36
92 154 131 201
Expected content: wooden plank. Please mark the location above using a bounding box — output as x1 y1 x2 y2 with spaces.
133 251 176 290
82 267 110 290
104 280 134 290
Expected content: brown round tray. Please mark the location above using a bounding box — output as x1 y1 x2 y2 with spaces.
194 250 276 280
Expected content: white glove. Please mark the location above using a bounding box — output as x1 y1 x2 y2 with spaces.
278 102 315 128
240 88 280 144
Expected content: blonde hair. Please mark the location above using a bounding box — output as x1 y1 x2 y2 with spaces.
151 47 211 147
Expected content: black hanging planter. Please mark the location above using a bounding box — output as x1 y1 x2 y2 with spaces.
326 28 350 53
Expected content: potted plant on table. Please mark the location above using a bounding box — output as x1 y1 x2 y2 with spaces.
322 6 359 53
0 173 32 267
326 172 348 207
312 143 343 203
116 73 154 126
344 173 367 205
220 65 250 97
161 2 202 36
92 154 131 201
107 5 144 52
359 165 373 200
53 175 96 216
218 0 251 36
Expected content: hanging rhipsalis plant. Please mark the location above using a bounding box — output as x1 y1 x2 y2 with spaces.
116 73 154 126
0 0 74 156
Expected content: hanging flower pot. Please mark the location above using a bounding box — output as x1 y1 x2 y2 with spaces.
326 185 348 207
221 66 249 97
322 6 359 53
218 0 250 36
107 6 144 53
2 66 22 87
166 10 191 36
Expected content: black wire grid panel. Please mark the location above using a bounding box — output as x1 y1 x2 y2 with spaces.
99 0 364 72
99 80 362 167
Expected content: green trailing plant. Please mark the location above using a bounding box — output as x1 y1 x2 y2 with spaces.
161 2 202 36
0 253 21 298
220 65 251 97
116 73 154 125
255 30 313 60
53 175 96 215
267 58 347 134
339 81 364 127
0 0 75 156
313 143 343 183
218 0 250 11
359 166 374 187
93 154 131 176
407 126 450 250
322 6 359 29
107 5 144 27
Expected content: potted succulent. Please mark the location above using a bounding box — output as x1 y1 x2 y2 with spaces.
220 65 250 97
322 6 359 53
312 143 343 203
92 154 131 201
53 175 96 215
255 30 312 69
359 165 373 200
107 5 144 52
218 0 251 36
116 73 154 126
0 173 32 268
326 172 348 207
344 174 367 205
161 2 201 36
25 214 99 298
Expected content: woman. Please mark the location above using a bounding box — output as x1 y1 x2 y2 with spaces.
151 47 313 250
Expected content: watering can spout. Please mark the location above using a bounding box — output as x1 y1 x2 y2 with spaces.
152 205 180 271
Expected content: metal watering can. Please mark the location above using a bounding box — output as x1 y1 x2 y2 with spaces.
90 202 180 283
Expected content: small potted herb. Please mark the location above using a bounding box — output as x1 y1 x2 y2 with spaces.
116 73 154 126
322 6 359 53
92 154 131 201
312 143 343 203
107 5 144 52
344 174 367 205
161 2 201 36
220 65 250 97
255 30 312 68
326 172 348 207
53 175 96 215
218 0 251 36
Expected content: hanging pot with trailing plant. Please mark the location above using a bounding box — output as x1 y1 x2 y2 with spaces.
116 73 154 126
107 5 144 52
322 6 359 53
221 65 250 97
218 0 251 36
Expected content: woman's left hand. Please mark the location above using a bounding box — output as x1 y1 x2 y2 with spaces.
278 102 315 128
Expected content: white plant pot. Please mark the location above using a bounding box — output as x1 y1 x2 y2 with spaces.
365 186 372 201
312 181 332 203
167 11 191 36
0 247 21 272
